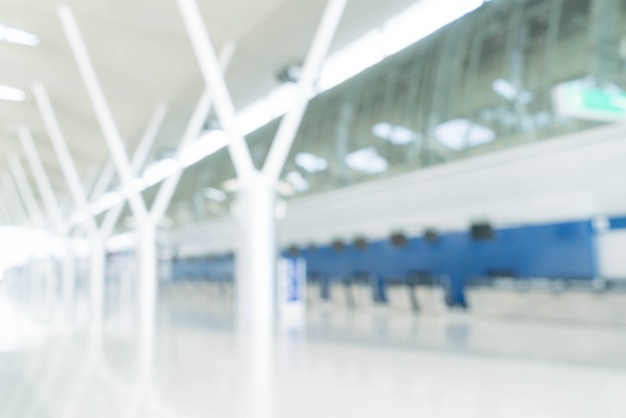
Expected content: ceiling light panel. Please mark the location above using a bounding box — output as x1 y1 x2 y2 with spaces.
0 85 27 102
0 24 40 47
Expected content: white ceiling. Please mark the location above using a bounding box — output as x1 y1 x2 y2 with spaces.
0 0 422 225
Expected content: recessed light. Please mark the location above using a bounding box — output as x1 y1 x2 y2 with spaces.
0 85 27 102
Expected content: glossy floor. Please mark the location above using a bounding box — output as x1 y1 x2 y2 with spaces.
1 288 626 418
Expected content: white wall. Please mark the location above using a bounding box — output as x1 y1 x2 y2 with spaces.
168 123 626 276
597 231 626 278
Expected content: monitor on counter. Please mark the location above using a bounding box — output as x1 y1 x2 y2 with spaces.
471 222 494 240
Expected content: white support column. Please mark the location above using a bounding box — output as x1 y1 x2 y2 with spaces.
100 103 168 238
150 45 235 222
177 3 346 417
62 230 77 323
33 82 104 334
137 218 156 379
234 174 276 418
18 127 64 231
177 0 255 181
263 0 348 181
8 156 45 228
58 4 147 220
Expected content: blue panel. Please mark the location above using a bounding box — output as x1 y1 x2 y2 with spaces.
610 216 626 230
172 219 600 307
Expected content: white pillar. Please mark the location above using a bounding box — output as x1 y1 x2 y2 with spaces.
137 220 157 379
89 235 105 336
235 173 276 418
62 234 77 323
176 3 346 415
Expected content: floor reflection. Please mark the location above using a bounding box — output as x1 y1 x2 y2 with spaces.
1 284 626 418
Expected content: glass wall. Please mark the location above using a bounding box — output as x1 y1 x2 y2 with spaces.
172 0 626 224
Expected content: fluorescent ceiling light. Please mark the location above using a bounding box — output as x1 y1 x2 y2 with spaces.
0 85 27 102
372 122 418 145
203 187 226 202
143 158 178 188
178 130 230 168
382 0 483 56
492 79 533 104
434 119 495 151
286 171 310 192
295 152 328 173
345 147 388 174
265 84 298 120
0 24 40 47
318 29 385 91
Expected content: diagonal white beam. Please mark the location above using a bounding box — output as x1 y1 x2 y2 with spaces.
0 200 12 224
18 127 65 231
150 45 235 222
33 83 98 234
2 176 29 226
8 155 45 228
100 103 168 238
263 0 347 181
89 162 115 202
58 4 147 219
177 0 255 181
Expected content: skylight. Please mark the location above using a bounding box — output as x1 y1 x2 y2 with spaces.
434 119 495 151
372 123 419 145
345 147 388 174
295 152 329 173
0 85 27 102
0 24 40 47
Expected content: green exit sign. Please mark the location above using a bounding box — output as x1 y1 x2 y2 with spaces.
552 82 626 122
